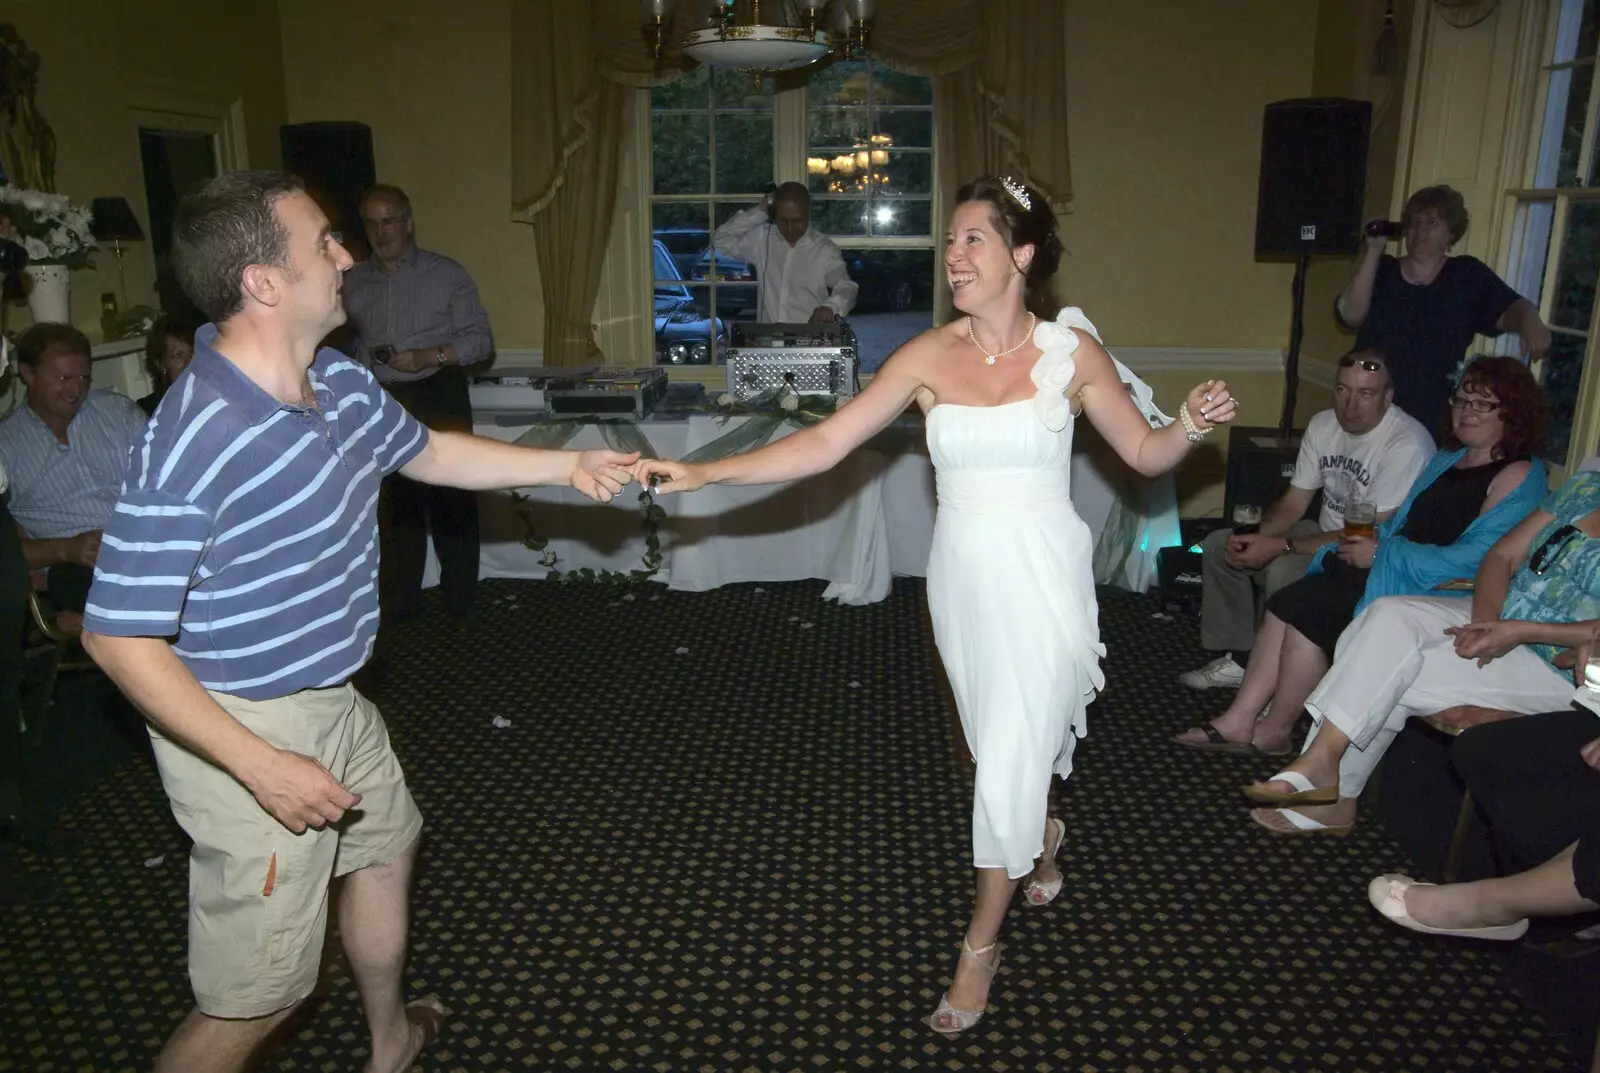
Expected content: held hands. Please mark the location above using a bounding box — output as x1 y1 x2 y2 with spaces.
1185 380 1238 431
1225 533 1287 570
247 749 361 834
570 450 639 503
632 457 710 495
1444 619 1528 667
385 348 440 374
1336 533 1376 569
67 529 103 567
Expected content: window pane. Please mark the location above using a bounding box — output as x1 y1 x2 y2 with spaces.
809 106 871 149
869 198 932 237
1535 62 1592 187
652 67 708 110
712 68 773 109
1541 329 1590 460
811 198 870 237
1552 0 1597 65
875 151 932 196
875 108 933 149
1552 199 1600 331
1505 199 1556 308
810 60 870 105
652 113 709 194
715 112 773 194
654 283 722 366
651 202 709 279
844 248 936 373
874 65 933 106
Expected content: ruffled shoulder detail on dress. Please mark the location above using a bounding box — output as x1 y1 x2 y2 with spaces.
1029 307 1104 432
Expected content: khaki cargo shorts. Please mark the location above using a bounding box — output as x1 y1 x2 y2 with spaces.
149 683 423 1018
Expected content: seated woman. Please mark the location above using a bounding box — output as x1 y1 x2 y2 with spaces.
1175 356 1546 756
1368 707 1600 944
135 312 199 416
1245 466 1600 835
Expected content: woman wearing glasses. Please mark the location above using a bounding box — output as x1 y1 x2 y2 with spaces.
1245 448 1600 834
1176 356 1547 759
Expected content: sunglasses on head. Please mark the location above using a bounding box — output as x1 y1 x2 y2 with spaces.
1531 523 1582 576
1339 355 1385 373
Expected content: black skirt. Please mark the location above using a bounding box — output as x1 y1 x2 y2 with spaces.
1265 555 1370 659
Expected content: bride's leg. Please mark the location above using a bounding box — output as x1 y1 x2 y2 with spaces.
934 867 1017 1027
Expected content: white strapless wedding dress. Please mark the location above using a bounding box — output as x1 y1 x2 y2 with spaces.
925 308 1108 879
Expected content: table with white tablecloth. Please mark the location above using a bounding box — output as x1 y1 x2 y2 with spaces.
420 411 1179 604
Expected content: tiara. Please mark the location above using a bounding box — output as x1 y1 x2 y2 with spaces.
1001 176 1032 212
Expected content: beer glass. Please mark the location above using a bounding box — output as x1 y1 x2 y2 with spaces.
1344 501 1377 540
1231 503 1262 535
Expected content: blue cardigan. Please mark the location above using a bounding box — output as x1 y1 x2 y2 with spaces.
1305 448 1548 618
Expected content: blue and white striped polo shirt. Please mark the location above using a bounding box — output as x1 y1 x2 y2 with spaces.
83 325 428 700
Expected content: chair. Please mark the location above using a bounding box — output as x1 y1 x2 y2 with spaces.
22 586 95 745
1420 706 1519 882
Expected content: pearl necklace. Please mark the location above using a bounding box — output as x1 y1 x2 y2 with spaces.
967 313 1037 365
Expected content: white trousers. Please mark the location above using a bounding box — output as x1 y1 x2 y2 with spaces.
1302 595 1573 798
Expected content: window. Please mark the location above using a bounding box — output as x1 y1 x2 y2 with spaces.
649 68 773 365
806 61 935 373
1503 0 1600 462
644 60 935 370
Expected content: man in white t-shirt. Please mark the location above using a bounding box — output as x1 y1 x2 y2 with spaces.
1180 350 1434 689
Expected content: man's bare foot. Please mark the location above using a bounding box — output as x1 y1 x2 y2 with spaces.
366 996 446 1073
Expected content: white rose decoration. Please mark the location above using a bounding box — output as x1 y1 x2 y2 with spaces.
23 236 48 261
779 392 800 412
19 190 46 212
716 393 733 407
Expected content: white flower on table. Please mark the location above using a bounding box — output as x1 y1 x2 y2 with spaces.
716 393 734 407
779 392 799 412
22 236 48 261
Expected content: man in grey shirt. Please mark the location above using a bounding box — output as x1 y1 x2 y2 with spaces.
344 184 493 622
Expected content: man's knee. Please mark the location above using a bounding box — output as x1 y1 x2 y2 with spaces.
1260 554 1308 595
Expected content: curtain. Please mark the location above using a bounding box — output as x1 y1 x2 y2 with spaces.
509 0 1073 362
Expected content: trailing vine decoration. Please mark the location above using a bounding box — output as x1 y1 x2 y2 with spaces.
511 487 665 587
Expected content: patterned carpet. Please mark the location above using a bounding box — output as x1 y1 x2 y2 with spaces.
0 577 1588 1071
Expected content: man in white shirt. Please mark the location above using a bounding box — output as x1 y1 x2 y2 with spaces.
712 182 858 324
1180 350 1434 689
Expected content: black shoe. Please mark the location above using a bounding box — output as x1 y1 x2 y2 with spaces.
0 850 55 906
0 814 80 859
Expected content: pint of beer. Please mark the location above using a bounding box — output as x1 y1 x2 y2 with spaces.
1344 501 1377 540
1232 503 1262 535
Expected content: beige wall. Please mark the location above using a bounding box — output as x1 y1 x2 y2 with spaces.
276 0 543 351
0 0 287 345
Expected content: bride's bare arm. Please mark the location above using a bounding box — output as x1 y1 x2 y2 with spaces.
636 341 928 492
1072 331 1235 477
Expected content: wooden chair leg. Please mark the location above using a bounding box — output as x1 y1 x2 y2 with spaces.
1443 789 1475 884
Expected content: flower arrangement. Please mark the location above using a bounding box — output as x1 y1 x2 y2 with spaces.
0 186 96 269
700 386 838 426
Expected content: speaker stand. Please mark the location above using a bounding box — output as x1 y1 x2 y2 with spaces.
1279 251 1310 441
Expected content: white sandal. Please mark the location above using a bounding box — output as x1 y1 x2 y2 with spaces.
1022 818 1066 906
926 939 1003 1036
1242 768 1338 806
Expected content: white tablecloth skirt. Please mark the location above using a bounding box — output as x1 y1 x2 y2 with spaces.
420 413 1177 604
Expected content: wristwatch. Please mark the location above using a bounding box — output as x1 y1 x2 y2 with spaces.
1282 538 1294 557
435 346 448 367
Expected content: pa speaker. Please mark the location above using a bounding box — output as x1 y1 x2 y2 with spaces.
1222 425 1303 524
280 122 376 258
1254 98 1372 257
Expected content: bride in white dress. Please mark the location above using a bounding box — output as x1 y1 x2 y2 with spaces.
634 176 1237 1035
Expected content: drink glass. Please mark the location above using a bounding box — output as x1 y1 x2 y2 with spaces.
1232 503 1262 535
1344 501 1377 540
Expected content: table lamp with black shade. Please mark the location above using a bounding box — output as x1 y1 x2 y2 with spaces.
89 196 145 306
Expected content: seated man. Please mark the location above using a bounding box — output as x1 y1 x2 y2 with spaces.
712 181 858 324
1244 469 1600 834
0 323 147 612
1180 350 1434 688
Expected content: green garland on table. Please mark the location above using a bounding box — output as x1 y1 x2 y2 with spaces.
507 391 840 586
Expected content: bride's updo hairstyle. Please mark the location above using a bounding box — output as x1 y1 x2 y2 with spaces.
955 175 1062 313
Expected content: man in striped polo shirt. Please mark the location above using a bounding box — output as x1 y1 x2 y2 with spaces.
81 171 637 1073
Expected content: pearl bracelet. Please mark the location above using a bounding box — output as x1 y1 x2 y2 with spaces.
1179 401 1211 442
